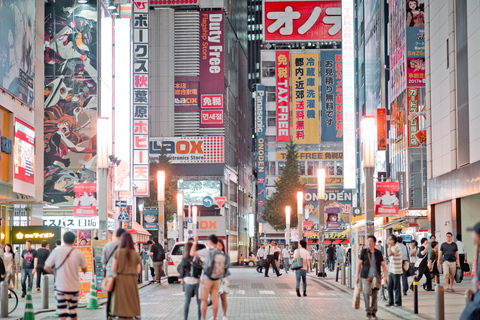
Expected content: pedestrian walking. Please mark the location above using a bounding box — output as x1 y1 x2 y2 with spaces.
20 240 37 298
256 245 265 273
427 235 436 258
335 245 344 270
150 236 166 283
437 232 460 292
386 234 403 307
44 231 88 320
273 243 281 269
110 233 141 319
397 236 409 296
263 240 281 277
417 238 433 291
459 222 480 319
217 239 230 320
36 240 50 292
293 240 310 297
456 234 467 272
102 228 126 319
147 240 155 280
178 242 202 320
327 244 335 271
356 235 389 320
377 240 385 256
428 241 440 285
282 244 291 274
3 244 14 289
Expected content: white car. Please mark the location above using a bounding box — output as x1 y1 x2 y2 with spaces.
167 241 206 284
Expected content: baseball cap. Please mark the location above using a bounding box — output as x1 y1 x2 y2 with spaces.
467 222 480 234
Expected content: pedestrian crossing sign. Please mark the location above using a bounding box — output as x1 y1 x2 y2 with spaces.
118 209 129 222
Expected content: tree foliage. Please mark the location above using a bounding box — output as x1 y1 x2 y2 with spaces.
263 142 305 231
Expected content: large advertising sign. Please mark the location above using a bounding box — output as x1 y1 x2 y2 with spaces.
391 92 405 143
342 0 355 189
291 53 319 144
303 188 352 230
321 50 343 141
175 77 200 112
132 1 150 197
407 88 426 147
150 136 224 163
276 51 290 141
44 2 98 204
43 216 99 229
14 118 34 184
196 216 226 237
406 27 425 87
263 1 342 42
143 208 158 230
0 0 35 106
177 180 221 205
389 0 406 102
78 246 94 304
256 85 266 223
277 151 342 161
73 183 97 216
200 10 224 128
377 108 387 150
375 181 400 217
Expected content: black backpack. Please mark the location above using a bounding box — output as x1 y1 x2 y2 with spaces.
156 244 165 261
190 256 203 279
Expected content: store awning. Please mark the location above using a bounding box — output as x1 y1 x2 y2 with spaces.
336 220 366 236
127 221 151 236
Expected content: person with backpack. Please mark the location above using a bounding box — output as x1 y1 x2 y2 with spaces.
217 239 230 320
150 236 166 283
178 242 202 320
191 235 226 320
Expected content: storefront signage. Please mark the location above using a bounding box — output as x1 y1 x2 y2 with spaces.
377 108 387 150
276 51 290 141
375 181 400 217
277 151 342 161
43 216 99 229
256 84 266 223
196 216 226 237
73 182 97 216
14 118 35 184
150 136 224 163
11 226 61 244
175 78 199 112
143 208 158 230
78 246 94 304
93 240 108 298
321 50 343 141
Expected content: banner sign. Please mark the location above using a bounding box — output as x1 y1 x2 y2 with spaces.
290 228 299 242
276 51 290 141
14 118 35 184
377 108 387 150
73 183 97 216
167 221 176 239
199 10 224 128
174 77 200 112
291 53 319 144
304 220 314 237
93 240 108 298
406 25 425 88
78 246 94 304
263 1 342 42
196 216 226 237
132 1 150 197
375 181 400 217
321 50 343 141
389 0 406 102
277 151 342 161
299 176 343 186
407 88 426 147
43 216 99 229
256 85 266 223
150 136 224 163
143 208 158 230
391 92 405 143
303 188 352 230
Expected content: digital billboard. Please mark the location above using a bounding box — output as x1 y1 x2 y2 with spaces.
14 118 34 184
177 180 221 206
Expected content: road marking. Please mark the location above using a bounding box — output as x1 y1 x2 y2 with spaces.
259 290 275 295
317 292 336 296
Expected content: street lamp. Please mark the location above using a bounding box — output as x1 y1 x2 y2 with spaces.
297 191 303 244
317 168 326 277
192 206 198 238
176 193 184 242
285 206 291 246
97 117 109 240
138 198 145 227
363 117 376 237
157 170 165 247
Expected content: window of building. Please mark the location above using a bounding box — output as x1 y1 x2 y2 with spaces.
262 61 275 77
268 161 276 176
298 161 306 176
267 111 276 127
335 161 343 176
265 86 276 102
307 161 316 176
278 161 285 174
325 161 335 176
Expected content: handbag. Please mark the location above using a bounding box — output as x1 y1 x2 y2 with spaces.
102 276 115 292
352 286 361 309
463 263 471 273
455 266 464 283
407 263 416 276
437 262 443 274
291 257 303 270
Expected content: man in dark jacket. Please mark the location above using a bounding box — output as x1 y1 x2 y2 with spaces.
150 237 165 283
417 238 434 291
36 241 50 292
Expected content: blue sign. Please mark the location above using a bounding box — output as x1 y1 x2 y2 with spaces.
118 209 129 222
115 200 127 208
143 208 158 230
256 84 266 223
202 196 214 207
321 50 342 141
187 218 193 224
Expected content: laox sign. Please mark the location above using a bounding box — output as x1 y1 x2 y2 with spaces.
162 140 203 154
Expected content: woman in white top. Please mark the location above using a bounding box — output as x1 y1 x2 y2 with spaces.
3 244 14 289
293 240 310 297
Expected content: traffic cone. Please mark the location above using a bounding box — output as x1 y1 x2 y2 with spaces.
85 278 101 309
23 287 35 320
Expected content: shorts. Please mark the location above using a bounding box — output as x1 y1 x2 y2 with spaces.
199 278 220 301
443 261 456 279
55 291 79 318
219 277 230 295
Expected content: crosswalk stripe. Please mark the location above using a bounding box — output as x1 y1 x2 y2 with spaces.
259 290 275 295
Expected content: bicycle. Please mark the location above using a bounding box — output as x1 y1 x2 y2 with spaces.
4 289 19 314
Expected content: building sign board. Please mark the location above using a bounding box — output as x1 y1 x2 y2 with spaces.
150 136 224 163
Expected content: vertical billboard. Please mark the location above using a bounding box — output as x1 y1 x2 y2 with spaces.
14 118 35 184
407 88 426 147
0 0 35 106
406 26 425 87
291 53 319 144
132 1 150 197
73 182 97 216
276 51 290 141
256 85 266 223
303 188 352 230
44 1 98 204
341 0 355 189
321 50 343 141
389 0 406 102
200 10 224 128
364 0 382 116
391 92 405 143
377 108 387 150
375 181 400 217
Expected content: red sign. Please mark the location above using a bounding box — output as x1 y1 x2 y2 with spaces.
276 51 290 141
264 1 342 42
14 118 35 184
214 196 227 208
201 110 223 124
73 183 97 216
375 181 400 217
377 108 386 150
201 94 223 108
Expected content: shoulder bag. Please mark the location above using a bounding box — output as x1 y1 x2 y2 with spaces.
101 245 118 292
366 250 381 289
53 248 75 284
290 250 303 271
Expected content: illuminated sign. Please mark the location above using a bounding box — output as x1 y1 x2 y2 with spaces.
43 216 99 229
150 136 224 163
177 180 221 205
14 118 35 184
276 51 290 141
175 79 199 111
263 1 341 42
321 50 343 141
196 216 226 237
407 88 426 147
11 226 61 244
276 151 343 161
73 182 97 216
256 84 266 223
201 110 223 124
342 0 355 189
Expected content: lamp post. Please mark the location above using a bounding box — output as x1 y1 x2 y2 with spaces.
176 193 184 242
297 191 303 245
285 206 291 246
157 170 165 247
317 168 326 277
192 206 198 238
97 117 109 240
138 199 145 227
363 117 376 237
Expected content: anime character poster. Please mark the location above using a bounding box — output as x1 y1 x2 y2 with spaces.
0 0 35 106
303 188 352 231
375 181 400 217
44 1 98 205
73 182 97 216
406 0 424 27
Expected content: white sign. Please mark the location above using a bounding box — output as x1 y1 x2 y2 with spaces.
342 0 356 189
108 218 115 231
43 216 99 230
196 216 226 237
149 136 224 164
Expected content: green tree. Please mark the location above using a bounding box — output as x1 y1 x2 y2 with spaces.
263 141 305 231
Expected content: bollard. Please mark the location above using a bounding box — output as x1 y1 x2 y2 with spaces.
346 267 352 288
1 280 8 317
144 264 149 283
42 274 49 309
336 262 340 282
413 276 418 314
435 285 445 320
341 262 346 285
465 288 473 306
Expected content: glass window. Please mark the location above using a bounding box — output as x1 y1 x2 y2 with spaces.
335 161 343 176
278 162 286 174
262 61 275 77
307 161 315 176
298 161 306 175
326 161 335 176
268 161 276 176
267 111 276 127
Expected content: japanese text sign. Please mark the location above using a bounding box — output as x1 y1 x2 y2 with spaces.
175 78 199 112
78 246 94 304
256 85 266 223
73 182 97 216
321 50 343 141
407 88 426 147
276 51 290 141
377 108 387 150
43 216 99 230
263 1 342 42
375 181 400 217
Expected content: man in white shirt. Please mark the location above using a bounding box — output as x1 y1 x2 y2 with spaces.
456 234 467 272
263 240 281 277
397 236 409 296
45 232 87 320
281 245 291 273
387 234 403 307
256 245 265 273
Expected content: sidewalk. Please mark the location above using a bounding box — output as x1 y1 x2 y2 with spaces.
323 269 472 320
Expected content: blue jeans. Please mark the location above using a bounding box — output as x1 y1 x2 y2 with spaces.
184 283 201 320
388 273 402 306
21 268 34 295
295 269 307 292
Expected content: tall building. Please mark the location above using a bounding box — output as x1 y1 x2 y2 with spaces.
248 0 262 89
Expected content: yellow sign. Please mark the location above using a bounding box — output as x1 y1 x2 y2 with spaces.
277 176 343 186
291 53 319 144
15 232 55 240
276 151 343 161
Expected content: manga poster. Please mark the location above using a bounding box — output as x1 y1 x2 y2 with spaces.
44 1 98 204
0 0 35 106
303 188 352 231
